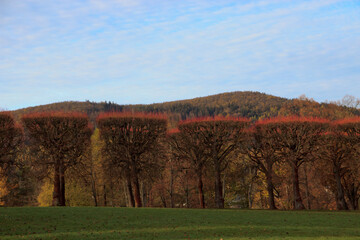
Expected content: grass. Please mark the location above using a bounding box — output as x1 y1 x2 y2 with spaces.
0 207 360 240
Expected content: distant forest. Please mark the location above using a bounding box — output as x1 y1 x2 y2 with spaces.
12 91 360 125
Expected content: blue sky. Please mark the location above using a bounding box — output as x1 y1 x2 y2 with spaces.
1 0 359 110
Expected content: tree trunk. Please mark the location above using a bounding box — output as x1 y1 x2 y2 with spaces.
286 185 291 210
260 190 265 208
292 164 305 210
141 182 147 207
60 174 65 206
129 155 142 207
52 161 61 206
185 172 189 208
214 160 224 208
345 183 359 210
60 163 65 206
334 167 348 210
197 173 205 208
248 181 253 209
103 185 107 206
126 171 135 207
123 181 129 206
170 165 174 208
223 172 227 201
131 168 142 207
303 163 311 210
354 196 359 210
159 189 167 208
91 176 98 207
266 172 277 210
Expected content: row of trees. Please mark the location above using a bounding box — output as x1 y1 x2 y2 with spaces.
0 112 92 206
168 117 360 210
168 117 250 208
1 111 359 210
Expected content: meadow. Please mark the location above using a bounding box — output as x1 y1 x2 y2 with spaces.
1 207 360 240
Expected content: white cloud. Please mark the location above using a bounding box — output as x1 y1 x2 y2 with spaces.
0 0 359 109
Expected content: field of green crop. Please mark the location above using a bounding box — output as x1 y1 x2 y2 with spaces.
0 207 359 239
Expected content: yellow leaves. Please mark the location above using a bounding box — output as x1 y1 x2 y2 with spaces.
0 176 9 206
37 180 52 207
37 178 94 206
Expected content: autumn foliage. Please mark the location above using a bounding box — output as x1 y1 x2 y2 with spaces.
255 117 330 209
329 117 360 210
176 117 250 208
22 112 92 206
0 112 22 170
242 123 280 209
1 106 360 210
97 112 167 207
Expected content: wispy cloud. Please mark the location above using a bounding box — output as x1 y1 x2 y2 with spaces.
0 0 359 109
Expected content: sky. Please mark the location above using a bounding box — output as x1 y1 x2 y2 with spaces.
0 0 360 110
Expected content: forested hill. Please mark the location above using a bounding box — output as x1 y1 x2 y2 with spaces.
131 91 287 120
12 91 360 123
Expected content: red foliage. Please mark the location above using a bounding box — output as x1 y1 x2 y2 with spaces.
0 111 11 118
335 116 360 125
167 128 180 136
335 117 360 138
0 112 23 131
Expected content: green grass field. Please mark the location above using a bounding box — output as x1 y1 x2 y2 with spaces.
0 207 359 240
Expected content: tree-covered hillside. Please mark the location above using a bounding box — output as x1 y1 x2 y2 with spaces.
12 91 360 123
131 91 288 120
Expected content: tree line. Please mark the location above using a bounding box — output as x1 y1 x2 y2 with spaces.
0 111 359 210
12 93 360 126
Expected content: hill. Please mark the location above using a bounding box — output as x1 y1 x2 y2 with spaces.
12 91 360 124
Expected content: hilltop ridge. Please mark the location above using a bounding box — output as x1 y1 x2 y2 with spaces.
12 91 360 123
